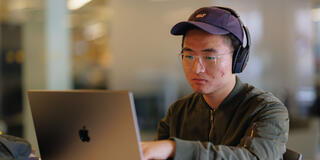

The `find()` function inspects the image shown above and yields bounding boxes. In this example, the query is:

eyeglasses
[178,53,231,67]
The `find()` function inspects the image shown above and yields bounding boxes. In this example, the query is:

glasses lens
[178,53,229,67]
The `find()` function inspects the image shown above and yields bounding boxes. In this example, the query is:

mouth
[192,78,207,83]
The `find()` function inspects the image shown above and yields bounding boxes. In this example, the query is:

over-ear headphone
[216,7,251,73]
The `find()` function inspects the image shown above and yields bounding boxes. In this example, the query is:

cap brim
[170,21,229,35]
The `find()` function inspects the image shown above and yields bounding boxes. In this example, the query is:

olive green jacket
[156,77,289,160]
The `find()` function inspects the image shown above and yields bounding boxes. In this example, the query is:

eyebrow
[181,47,218,53]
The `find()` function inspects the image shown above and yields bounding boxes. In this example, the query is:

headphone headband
[216,6,251,73]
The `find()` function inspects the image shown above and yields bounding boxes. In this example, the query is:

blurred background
[0,0,319,159]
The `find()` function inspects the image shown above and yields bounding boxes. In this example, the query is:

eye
[184,54,194,60]
[204,56,216,60]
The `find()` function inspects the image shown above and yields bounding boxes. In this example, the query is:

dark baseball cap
[170,6,243,43]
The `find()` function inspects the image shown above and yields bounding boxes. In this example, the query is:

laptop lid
[27,90,142,160]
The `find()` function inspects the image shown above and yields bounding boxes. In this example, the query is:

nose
[192,57,205,74]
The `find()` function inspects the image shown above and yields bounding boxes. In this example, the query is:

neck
[203,76,236,110]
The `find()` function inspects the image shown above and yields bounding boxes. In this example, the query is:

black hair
[223,33,241,53]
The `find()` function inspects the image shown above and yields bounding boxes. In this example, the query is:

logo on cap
[195,13,207,18]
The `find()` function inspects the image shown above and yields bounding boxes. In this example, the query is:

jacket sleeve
[156,104,173,140]
[172,103,289,160]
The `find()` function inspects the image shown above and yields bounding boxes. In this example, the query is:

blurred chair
[286,117,319,159]
[283,148,302,160]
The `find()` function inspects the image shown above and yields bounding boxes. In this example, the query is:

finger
[142,147,151,160]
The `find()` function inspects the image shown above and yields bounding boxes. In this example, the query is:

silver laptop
[27,90,143,160]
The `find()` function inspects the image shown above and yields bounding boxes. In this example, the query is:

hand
[141,140,175,160]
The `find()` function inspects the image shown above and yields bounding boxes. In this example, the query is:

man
[141,6,289,160]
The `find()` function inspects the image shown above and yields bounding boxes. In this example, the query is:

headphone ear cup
[239,47,249,72]
[232,46,249,73]
[232,46,241,73]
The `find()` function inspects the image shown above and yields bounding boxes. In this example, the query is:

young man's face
[182,29,235,95]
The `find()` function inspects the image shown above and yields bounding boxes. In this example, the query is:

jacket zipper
[209,109,215,141]
[243,123,257,148]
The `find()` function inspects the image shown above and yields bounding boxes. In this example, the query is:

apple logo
[79,126,90,142]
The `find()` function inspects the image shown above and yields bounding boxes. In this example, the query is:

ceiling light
[68,0,92,10]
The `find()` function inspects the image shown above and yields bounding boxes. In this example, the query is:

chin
[196,90,212,95]
[191,83,221,95]
[192,87,211,94]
